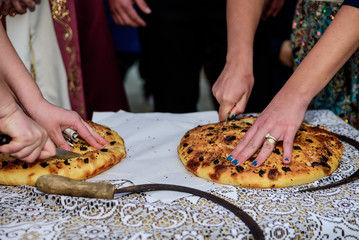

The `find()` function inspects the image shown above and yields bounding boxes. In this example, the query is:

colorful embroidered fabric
[292,0,359,129]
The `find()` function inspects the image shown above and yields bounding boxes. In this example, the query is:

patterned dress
[291,0,359,129]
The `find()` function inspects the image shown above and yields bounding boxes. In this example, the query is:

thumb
[38,138,56,159]
[219,104,235,121]
[229,94,250,117]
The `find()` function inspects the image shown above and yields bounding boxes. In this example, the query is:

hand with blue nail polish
[214,1,359,167]
[226,88,307,167]
[227,155,233,161]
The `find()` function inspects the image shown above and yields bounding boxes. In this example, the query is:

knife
[299,134,359,193]
[54,147,81,160]
[35,174,265,240]
[224,107,237,125]
[0,134,81,160]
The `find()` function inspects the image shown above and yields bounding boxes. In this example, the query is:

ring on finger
[265,133,277,144]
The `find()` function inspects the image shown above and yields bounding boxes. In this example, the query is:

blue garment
[343,0,359,8]
[103,0,141,53]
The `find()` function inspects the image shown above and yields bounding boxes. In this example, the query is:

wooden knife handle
[36,175,264,239]
[35,175,115,199]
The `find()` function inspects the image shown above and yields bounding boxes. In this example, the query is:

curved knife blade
[36,175,264,240]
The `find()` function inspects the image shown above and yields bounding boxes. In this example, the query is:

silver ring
[265,133,277,144]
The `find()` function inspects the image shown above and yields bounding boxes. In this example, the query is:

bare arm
[230,5,359,167]
[0,78,56,163]
[0,24,108,151]
[212,0,264,121]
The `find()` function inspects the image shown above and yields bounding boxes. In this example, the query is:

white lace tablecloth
[1,110,359,239]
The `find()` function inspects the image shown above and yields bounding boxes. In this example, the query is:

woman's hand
[26,100,108,151]
[212,62,254,121]
[0,105,56,163]
[227,87,309,168]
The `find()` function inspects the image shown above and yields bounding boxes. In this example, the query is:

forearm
[280,5,359,106]
[226,0,264,67]
[0,24,44,111]
[0,79,19,119]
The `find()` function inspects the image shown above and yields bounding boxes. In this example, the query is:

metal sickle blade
[298,134,359,193]
[299,169,359,192]
[114,184,265,240]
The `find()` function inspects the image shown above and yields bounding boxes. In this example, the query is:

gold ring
[265,133,277,144]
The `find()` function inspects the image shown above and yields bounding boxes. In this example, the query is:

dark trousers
[138,0,227,113]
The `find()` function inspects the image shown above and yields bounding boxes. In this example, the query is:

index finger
[10,0,27,14]
[135,0,151,14]
[76,119,109,148]
[125,5,147,27]
[38,138,56,160]
[20,0,36,10]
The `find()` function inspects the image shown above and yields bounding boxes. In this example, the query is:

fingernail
[251,161,258,166]
[284,158,290,163]
[231,159,239,165]
[227,155,233,161]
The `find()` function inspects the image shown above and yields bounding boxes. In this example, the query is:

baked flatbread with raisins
[177,116,343,188]
[0,121,126,186]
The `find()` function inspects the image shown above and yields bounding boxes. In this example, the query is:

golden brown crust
[177,116,343,188]
[0,121,126,186]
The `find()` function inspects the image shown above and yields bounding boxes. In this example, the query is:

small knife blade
[55,148,81,160]
[0,134,80,160]
[299,134,359,193]
[224,114,229,125]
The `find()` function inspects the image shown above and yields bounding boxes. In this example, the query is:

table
[1,110,359,239]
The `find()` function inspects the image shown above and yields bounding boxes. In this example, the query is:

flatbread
[0,121,126,186]
[177,116,343,188]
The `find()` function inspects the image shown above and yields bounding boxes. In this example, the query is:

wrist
[225,54,253,76]
[226,48,253,67]
[19,94,48,116]
[0,101,20,120]
[279,79,313,110]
